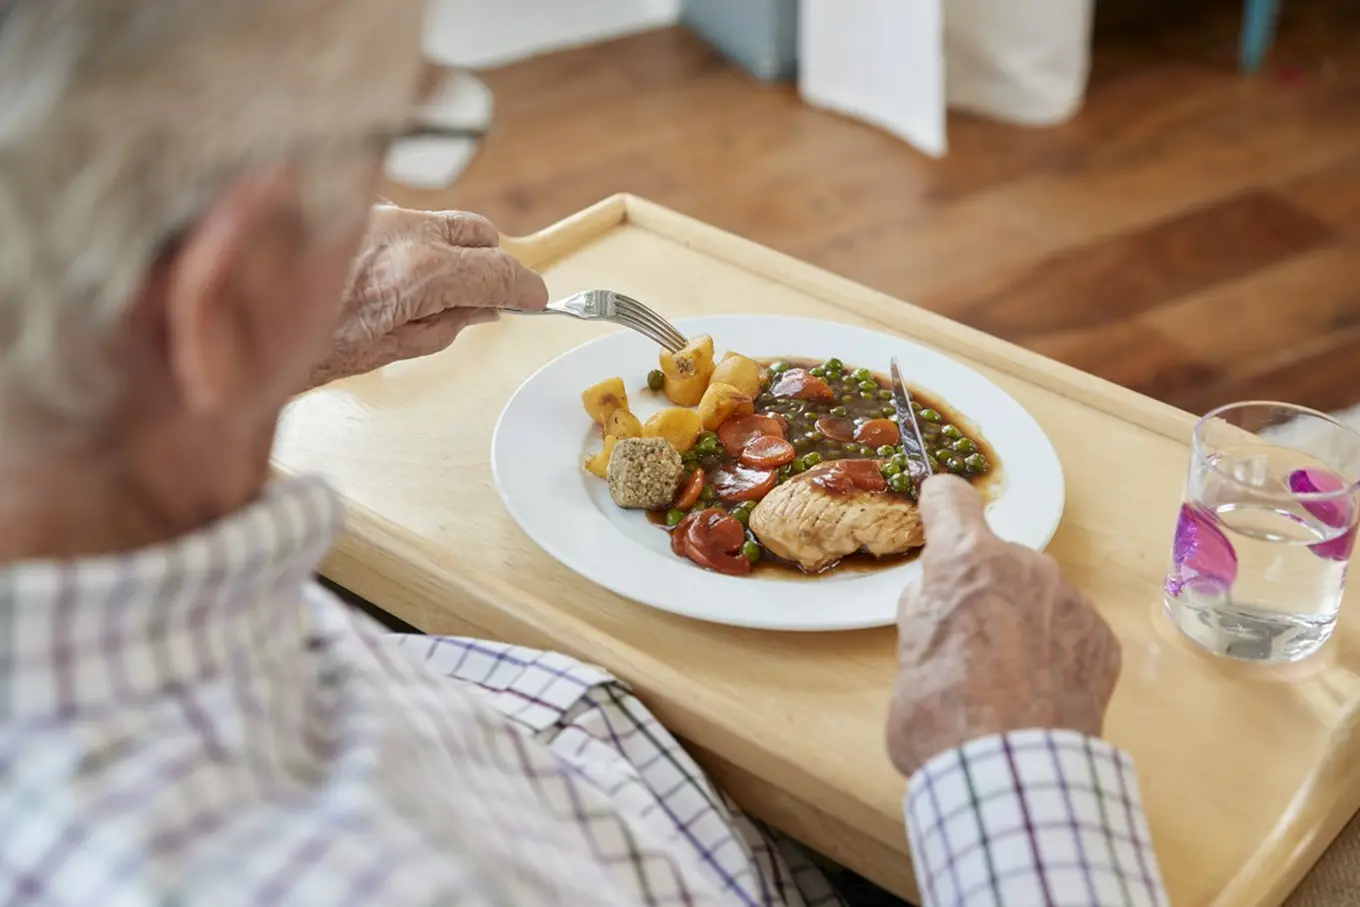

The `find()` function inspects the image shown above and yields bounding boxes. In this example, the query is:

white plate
[492,316,1064,631]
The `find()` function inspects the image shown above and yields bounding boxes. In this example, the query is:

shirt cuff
[904,729,1169,907]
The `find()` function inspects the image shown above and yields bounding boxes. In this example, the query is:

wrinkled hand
[885,474,1122,779]
[310,206,548,387]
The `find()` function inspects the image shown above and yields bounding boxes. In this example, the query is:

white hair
[0,0,423,454]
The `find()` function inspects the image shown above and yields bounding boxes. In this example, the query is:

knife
[890,357,934,485]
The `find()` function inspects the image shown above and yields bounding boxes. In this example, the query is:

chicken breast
[748,460,924,573]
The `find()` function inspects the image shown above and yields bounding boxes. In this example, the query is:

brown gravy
[647,357,999,578]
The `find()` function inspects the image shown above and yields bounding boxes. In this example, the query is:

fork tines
[612,293,688,352]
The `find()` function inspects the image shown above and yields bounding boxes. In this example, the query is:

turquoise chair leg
[1241,0,1282,72]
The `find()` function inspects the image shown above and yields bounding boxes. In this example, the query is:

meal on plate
[579,335,995,578]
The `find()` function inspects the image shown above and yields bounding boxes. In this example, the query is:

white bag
[798,0,1093,157]
[944,0,1094,126]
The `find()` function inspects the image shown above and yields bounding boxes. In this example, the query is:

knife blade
[890,357,934,485]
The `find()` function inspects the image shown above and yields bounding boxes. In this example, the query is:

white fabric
[423,0,682,69]
[384,70,491,190]
[798,0,1094,157]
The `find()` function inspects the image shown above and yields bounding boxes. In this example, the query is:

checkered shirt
[0,474,1168,906]
[0,476,841,907]
[906,729,1169,906]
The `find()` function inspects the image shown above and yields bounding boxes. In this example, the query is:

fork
[505,289,689,353]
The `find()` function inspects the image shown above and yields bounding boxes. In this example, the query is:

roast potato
[642,407,704,453]
[605,409,643,440]
[710,353,763,399]
[582,377,629,426]
[583,435,620,479]
[698,382,755,431]
[658,335,715,406]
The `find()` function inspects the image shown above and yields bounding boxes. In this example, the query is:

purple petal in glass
[1311,528,1355,562]
[1166,503,1237,597]
[1289,468,1357,562]
[1289,468,1351,527]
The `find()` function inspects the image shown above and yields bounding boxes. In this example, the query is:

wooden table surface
[272,195,1360,907]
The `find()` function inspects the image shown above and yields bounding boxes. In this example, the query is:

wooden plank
[951,191,1333,340]
[1023,241,1360,412]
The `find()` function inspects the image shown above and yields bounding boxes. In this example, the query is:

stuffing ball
[607,437,683,510]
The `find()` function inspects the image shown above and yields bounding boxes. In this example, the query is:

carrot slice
[672,469,705,510]
[739,436,797,469]
[709,465,778,503]
[854,418,901,448]
[718,414,785,456]
[770,369,835,402]
[814,416,856,442]
[676,509,752,577]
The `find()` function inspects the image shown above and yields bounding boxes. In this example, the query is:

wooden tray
[272,194,1360,906]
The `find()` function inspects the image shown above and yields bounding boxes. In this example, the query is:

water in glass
[1164,404,1360,663]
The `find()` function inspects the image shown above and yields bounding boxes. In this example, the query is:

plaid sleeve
[905,729,1169,907]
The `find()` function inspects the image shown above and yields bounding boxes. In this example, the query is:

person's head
[0,0,426,546]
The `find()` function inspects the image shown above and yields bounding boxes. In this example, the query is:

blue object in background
[681,0,799,82]
[1241,0,1282,71]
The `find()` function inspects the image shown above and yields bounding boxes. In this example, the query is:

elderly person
[0,2,1168,906]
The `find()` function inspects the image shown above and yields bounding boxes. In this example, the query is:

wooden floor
[387,0,1360,416]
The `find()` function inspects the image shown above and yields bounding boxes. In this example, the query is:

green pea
[822,443,843,457]
[860,391,876,400]
[699,485,715,503]
[841,443,858,455]
[910,401,923,414]
[920,408,941,423]
[802,431,822,444]
[965,453,989,473]
[876,445,896,457]
[791,457,808,473]
[809,366,827,377]
[852,367,873,381]
[858,380,878,392]
[802,451,823,467]
[927,455,941,472]
[681,450,698,466]
[842,375,858,387]
[842,394,856,404]
[778,464,793,478]
[952,438,977,454]
[830,405,848,417]
[826,369,844,382]
[891,454,910,470]
[826,357,844,371]
[941,425,963,440]
[742,541,762,562]
[946,456,966,474]
[732,506,751,525]
[793,437,812,451]
[769,361,790,374]
[647,369,665,391]
[881,407,898,419]
[888,472,912,494]
[666,508,686,527]
[881,462,902,478]
[878,389,894,401]
[696,433,720,456]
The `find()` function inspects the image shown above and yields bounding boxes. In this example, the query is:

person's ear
[160,167,306,415]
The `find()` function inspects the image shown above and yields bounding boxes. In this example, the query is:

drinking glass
[1163,401,1360,663]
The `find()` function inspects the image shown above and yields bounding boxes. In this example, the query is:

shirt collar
[0,475,344,722]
